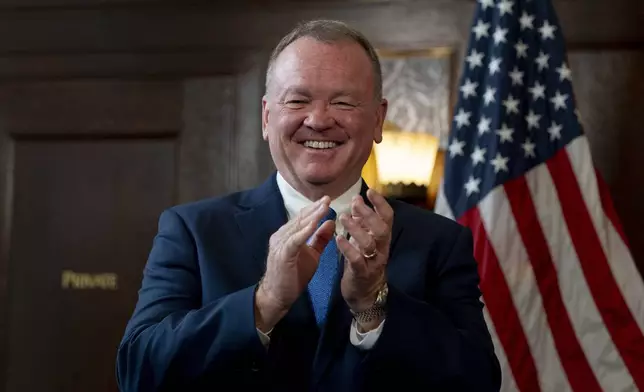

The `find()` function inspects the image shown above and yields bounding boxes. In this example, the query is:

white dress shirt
[256,172,385,350]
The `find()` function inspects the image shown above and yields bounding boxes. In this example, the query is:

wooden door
[0,81,182,392]
[6,138,175,392]
[0,69,269,392]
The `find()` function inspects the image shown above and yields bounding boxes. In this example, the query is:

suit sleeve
[116,209,267,392]
[359,227,502,391]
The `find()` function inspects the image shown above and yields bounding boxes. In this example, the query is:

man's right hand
[254,196,336,332]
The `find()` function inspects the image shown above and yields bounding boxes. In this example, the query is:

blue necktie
[308,208,339,327]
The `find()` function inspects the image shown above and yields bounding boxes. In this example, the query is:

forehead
[271,37,375,95]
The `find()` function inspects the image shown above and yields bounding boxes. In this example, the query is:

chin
[302,174,336,186]
[299,169,340,186]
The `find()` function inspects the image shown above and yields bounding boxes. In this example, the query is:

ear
[262,95,270,141]
[373,98,388,144]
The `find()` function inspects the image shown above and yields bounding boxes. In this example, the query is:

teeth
[303,140,338,149]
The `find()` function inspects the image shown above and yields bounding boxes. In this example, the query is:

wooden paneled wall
[0,1,642,390]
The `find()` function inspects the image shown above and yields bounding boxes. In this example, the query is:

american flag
[434,0,644,390]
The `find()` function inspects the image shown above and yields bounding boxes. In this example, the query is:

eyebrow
[281,87,311,99]
[279,87,360,101]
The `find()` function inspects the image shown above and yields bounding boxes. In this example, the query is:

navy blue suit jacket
[116,174,501,391]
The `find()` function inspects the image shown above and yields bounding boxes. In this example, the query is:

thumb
[307,220,335,255]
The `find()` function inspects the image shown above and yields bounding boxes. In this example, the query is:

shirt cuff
[349,318,385,350]
[256,327,272,347]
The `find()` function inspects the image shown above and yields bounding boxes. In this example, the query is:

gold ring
[363,249,378,260]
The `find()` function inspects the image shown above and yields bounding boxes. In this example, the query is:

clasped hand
[255,190,393,332]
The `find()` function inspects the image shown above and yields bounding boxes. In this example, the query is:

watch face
[375,284,388,306]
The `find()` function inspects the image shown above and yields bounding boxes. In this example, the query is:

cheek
[274,112,305,138]
[338,112,376,141]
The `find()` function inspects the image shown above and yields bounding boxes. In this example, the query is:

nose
[303,102,335,131]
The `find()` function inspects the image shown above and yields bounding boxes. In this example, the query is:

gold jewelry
[363,248,378,260]
[350,282,388,324]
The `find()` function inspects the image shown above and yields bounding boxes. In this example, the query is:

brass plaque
[61,270,118,290]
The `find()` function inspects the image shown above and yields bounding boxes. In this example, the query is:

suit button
[251,361,259,372]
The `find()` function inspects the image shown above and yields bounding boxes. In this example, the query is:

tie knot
[319,208,336,227]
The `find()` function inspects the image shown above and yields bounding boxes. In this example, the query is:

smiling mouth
[301,140,342,149]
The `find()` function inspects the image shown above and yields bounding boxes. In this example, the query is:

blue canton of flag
[442,0,581,219]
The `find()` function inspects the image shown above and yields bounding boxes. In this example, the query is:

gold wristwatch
[350,282,388,324]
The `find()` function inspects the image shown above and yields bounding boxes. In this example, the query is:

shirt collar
[276,172,362,235]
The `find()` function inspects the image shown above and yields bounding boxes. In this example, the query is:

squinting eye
[284,100,308,109]
[285,100,309,106]
[333,102,354,107]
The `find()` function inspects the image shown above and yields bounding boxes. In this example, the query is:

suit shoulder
[390,199,465,238]
[165,190,247,222]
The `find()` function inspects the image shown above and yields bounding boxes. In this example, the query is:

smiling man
[116,20,501,392]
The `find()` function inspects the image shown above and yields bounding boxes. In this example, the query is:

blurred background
[0,0,642,391]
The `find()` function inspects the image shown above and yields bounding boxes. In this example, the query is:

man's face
[262,37,387,197]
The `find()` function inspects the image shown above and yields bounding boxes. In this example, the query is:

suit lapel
[234,173,318,332]
[234,174,289,279]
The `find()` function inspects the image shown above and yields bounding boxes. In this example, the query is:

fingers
[299,196,331,225]
[284,221,317,255]
[366,189,394,227]
[336,235,368,276]
[306,220,335,254]
[339,213,376,253]
[282,197,330,237]
[282,197,333,253]
[351,195,390,241]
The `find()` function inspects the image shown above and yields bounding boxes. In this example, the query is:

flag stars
[466,49,485,69]
[493,27,509,45]
[515,40,529,59]
[536,51,550,71]
[478,116,492,135]
[479,0,494,10]
[464,176,481,197]
[529,81,546,101]
[460,78,479,99]
[454,109,472,128]
[473,20,491,40]
[489,57,502,75]
[484,87,496,106]
[519,12,535,30]
[503,94,520,115]
[522,139,537,158]
[539,20,557,40]
[471,146,487,166]
[526,110,541,130]
[496,124,514,143]
[556,62,572,82]
[509,66,524,86]
[551,91,569,111]
[491,153,509,173]
[548,121,563,141]
[497,0,514,16]
[448,138,466,157]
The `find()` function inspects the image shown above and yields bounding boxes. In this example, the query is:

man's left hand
[337,189,393,329]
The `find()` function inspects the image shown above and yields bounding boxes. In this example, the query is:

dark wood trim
[10,130,178,141]
[567,42,644,51]
[0,80,183,135]
[0,49,256,81]
[0,0,434,12]
[0,132,14,392]
[4,1,640,57]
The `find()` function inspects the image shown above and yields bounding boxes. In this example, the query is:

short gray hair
[265,19,383,100]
